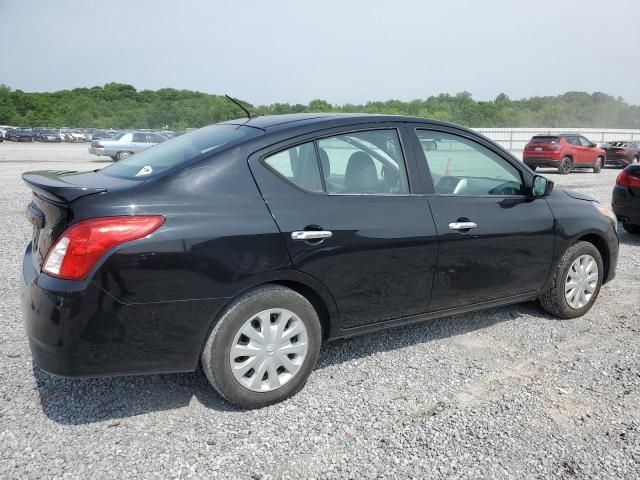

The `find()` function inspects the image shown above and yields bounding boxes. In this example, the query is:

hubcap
[565,254,598,309]
[229,308,308,392]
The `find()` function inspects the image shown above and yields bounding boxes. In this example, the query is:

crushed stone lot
[0,143,638,479]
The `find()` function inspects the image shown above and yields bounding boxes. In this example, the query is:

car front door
[578,136,598,164]
[410,127,556,311]
[249,125,438,329]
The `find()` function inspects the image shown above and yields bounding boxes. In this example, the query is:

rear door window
[264,142,323,192]
[132,132,148,143]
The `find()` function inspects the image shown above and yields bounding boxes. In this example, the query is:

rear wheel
[539,241,603,319]
[201,285,322,408]
[558,156,572,174]
[116,151,132,161]
[622,223,640,234]
[593,156,603,173]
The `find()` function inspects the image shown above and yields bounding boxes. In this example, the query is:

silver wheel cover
[565,254,598,309]
[229,309,308,392]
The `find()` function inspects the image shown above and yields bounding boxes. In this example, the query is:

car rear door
[409,126,555,311]
[249,124,438,329]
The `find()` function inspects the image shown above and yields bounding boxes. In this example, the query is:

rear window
[530,136,560,143]
[99,124,261,179]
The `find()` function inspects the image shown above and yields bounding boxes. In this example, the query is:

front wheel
[201,285,322,408]
[593,156,603,173]
[539,241,603,319]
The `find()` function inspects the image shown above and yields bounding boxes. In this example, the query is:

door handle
[291,230,333,241]
[448,222,478,231]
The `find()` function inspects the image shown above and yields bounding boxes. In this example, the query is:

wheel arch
[575,233,610,283]
[200,272,338,359]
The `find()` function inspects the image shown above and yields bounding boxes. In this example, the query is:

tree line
[1,83,638,130]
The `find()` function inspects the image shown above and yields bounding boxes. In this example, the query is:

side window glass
[579,137,592,147]
[148,134,167,143]
[264,142,323,192]
[132,132,146,143]
[316,129,409,194]
[417,130,524,196]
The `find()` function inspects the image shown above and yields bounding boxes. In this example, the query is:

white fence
[474,128,640,151]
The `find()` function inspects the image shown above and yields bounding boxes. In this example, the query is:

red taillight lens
[43,215,165,280]
[616,170,640,188]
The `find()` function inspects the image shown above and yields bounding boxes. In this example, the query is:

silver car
[89,131,168,161]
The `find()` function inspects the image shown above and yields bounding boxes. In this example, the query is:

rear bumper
[523,158,561,168]
[612,186,640,225]
[88,147,108,156]
[22,243,225,378]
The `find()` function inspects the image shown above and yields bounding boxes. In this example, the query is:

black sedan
[612,164,640,234]
[22,114,619,408]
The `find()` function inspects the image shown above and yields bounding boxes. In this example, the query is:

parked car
[12,128,34,142]
[523,134,606,174]
[89,130,168,160]
[67,129,86,143]
[4,128,15,141]
[612,164,640,234]
[36,128,61,143]
[22,114,619,408]
[603,140,640,167]
[58,128,70,142]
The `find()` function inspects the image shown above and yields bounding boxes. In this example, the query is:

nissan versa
[22,114,619,408]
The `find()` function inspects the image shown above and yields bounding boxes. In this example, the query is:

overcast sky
[1,0,639,105]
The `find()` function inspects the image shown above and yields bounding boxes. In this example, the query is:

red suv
[523,134,605,174]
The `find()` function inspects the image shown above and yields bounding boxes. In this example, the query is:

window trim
[410,125,531,198]
[259,126,416,197]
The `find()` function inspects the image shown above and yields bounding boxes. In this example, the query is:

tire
[539,241,603,319]
[622,223,640,234]
[110,156,118,162]
[558,156,572,174]
[116,151,132,161]
[593,156,603,173]
[201,284,322,408]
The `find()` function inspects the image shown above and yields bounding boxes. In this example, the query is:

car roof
[220,112,461,132]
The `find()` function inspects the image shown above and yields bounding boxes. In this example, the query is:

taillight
[616,169,640,188]
[42,215,165,280]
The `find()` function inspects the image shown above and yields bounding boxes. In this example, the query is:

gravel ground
[0,143,638,479]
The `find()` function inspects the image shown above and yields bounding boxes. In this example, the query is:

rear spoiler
[22,170,107,203]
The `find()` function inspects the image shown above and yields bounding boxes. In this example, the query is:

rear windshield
[99,124,262,179]
[530,136,560,143]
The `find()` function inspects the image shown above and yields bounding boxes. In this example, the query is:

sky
[1,0,639,105]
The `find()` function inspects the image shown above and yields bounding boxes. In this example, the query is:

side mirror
[532,175,554,197]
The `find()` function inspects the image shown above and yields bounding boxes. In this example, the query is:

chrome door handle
[448,222,478,231]
[291,230,333,241]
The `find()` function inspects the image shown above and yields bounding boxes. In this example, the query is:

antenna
[225,95,255,120]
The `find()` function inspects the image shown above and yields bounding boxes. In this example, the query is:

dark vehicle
[4,128,15,140]
[612,164,640,234]
[21,114,619,408]
[523,134,606,174]
[603,140,640,166]
[36,128,61,143]
[12,128,34,142]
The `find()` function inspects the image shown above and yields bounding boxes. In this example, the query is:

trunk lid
[22,170,132,272]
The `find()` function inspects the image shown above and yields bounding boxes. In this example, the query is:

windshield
[100,124,262,179]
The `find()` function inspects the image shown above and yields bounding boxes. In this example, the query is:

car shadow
[33,301,548,424]
[619,229,640,246]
